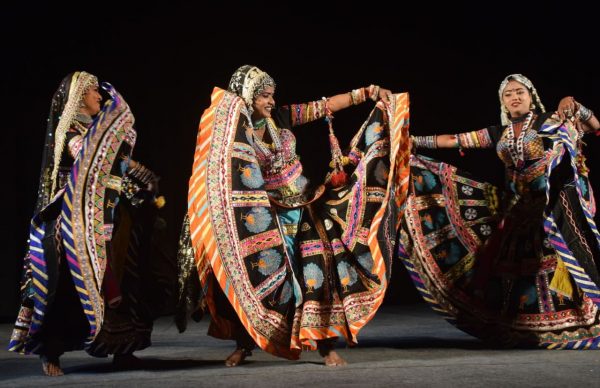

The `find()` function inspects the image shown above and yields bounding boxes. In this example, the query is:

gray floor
[1,304,599,387]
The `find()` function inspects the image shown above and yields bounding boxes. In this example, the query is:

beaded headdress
[228,65,276,113]
[50,71,99,193]
[498,74,545,126]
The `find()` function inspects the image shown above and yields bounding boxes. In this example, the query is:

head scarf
[35,71,98,212]
[227,65,276,113]
[498,74,546,125]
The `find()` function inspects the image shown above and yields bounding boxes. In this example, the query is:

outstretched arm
[287,85,392,127]
[328,85,393,113]
[412,129,494,150]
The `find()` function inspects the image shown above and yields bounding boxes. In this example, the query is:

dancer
[9,72,166,375]
[404,74,600,348]
[176,65,411,366]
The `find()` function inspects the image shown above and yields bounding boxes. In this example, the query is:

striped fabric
[60,83,136,344]
[187,88,411,358]
[9,84,137,354]
[399,115,600,349]
[539,116,600,305]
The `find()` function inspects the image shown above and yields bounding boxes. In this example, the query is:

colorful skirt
[9,85,162,356]
[398,155,600,349]
[178,87,411,358]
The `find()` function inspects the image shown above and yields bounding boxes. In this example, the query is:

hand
[409,135,417,154]
[558,96,577,121]
[377,87,393,105]
[129,158,139,169]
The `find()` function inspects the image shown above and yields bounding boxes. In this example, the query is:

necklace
[251,118,284,170]
[505,111,533,168]
[253,118,266,128]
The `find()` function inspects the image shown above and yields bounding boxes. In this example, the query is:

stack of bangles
[128,162,156,186]
[411,135,437,149]
[576,102,594,122]
[349,84,380,105]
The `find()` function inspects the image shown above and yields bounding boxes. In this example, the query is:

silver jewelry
[577,103,594,122]
[505,111,533,168]
[412,135,437,149]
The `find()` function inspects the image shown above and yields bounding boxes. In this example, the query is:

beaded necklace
[505,111,533,168]
[251,118,284,170]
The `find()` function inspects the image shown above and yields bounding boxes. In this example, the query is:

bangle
[413,135,437,149]
[350,88,366,105]
[348,92,355,106]
[576,102,594,122]
[368,84,380,102]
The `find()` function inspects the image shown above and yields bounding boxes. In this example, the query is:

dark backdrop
[2,1,599,320]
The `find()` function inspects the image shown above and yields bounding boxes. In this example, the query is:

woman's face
[80,85,103,116]
[251,86,275,120]
[501,80,532,118]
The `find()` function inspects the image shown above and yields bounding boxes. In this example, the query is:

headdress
[35,71,98,212]
[227,65,276,113]
[498,73,545,125]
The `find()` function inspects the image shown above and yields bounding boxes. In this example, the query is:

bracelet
[348,92,355,106]
[412,135,437,149]
[350,88,366,105]
[576,102,594,122]
[368,84,380,102]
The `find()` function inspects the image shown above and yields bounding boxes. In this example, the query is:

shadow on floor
[354,336,486,350]
[64,357,225,374]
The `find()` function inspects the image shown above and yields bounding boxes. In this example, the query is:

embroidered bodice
[250,119,308,204]
[496,115,548,196]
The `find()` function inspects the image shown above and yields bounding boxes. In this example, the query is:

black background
[2,1,599,319]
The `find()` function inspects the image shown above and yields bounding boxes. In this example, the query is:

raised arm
[558,96,600,134]
[287,85,392,127]
[328,85,393,113]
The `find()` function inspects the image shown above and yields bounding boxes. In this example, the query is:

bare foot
[317,340,347,367]
[225,348,252,367]
[41,357,64,376]
[322,350,348,367]
[113,353,142,369]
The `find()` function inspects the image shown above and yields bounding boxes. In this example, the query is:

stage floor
[1,304,599,387]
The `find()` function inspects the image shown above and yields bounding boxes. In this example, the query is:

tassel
[328,130,347,187]
[324,99,347,187]
[330,170,348,187]
[154,195,166,209]
[549,257,574,299]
